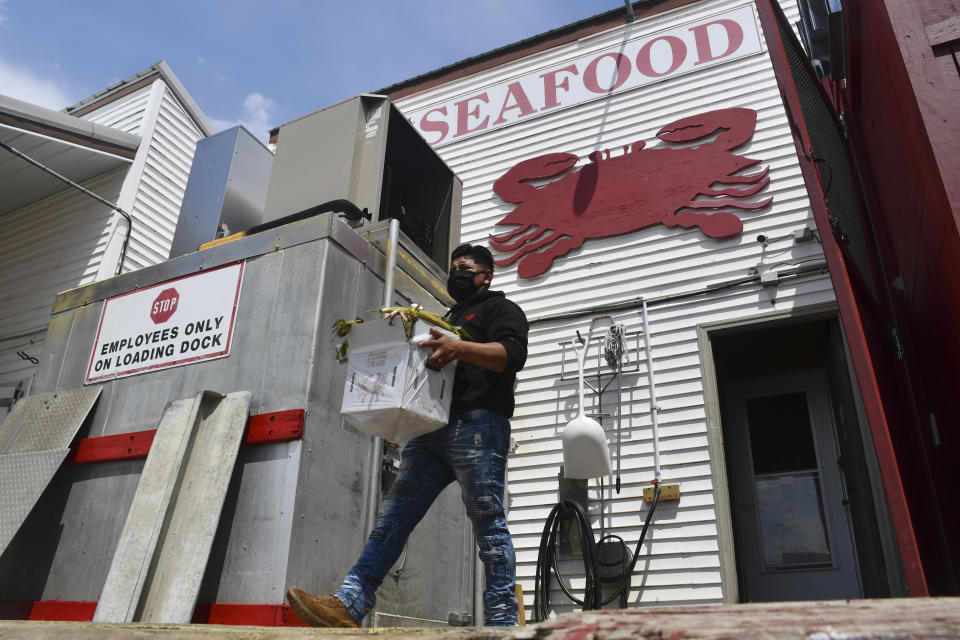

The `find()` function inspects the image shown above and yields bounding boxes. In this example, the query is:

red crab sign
[488,107,772,278]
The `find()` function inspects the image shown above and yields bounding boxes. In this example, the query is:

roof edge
[64,61,216,137]
[155,61,216,136]
[378,0,693,101]
[0,93,141,156]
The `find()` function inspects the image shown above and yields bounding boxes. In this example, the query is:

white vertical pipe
[641,298,662,482]
[362,218,400,628]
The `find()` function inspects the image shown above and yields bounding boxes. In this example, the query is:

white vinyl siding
[120,86,204,270]
[0,170,125,384]
[0,73,208,398]
[397,0,826,613]
[83,84,153,134]
[82,81,204,272]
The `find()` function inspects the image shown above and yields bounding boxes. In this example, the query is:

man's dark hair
[451,243,494,272]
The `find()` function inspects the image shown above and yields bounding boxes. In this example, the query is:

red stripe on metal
[192,603,309,627]
[66,409,305,465]
[244,409,305,445]
[0,601,308,626]
[65,429,156,464]
[754,0,928,596]
[18,601,96,621]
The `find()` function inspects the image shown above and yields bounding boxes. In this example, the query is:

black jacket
[446,290,528,418]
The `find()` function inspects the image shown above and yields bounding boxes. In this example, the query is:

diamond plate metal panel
[0,387,101,454]
[0,449,71,556]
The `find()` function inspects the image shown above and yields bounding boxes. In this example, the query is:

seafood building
[1,0,958,628]
[355,0,957,606]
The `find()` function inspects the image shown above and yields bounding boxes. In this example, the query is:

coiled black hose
[532,485,660,621]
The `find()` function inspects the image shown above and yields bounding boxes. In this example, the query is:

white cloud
[0,0,7,27]
[211,92,277,141]
[0,57,75,109]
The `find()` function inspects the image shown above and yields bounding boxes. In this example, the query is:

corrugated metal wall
[396,0,821,612]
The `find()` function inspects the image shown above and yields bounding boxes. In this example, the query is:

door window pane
[755,472,832,568]
[745,391,832,570]
[746,392,817,473]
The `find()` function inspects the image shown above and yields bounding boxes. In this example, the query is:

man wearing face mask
[286,243,528,628]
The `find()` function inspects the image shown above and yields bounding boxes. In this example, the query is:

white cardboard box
[340,316,457,442]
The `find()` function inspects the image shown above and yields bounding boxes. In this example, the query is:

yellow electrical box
[644,483,680,503]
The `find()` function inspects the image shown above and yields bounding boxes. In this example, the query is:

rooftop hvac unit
[169,125,274,259]
[263,94,462,268]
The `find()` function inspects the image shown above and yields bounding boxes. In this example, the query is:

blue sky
[0,0,626,139]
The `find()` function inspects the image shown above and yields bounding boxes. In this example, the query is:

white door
[724,370,862,601]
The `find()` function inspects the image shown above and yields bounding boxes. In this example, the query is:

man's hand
[419,328,460,371]
[419,328,509,373]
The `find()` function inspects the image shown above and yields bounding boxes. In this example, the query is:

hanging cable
[534,499,601,620]
[533,485,660,621]
[603,323,627,492]
[0,139,133,276]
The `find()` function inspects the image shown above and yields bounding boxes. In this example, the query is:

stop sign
[150,288,180,324]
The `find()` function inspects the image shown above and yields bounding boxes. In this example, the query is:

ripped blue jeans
[336,408,517,626]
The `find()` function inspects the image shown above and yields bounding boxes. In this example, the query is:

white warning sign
[85,261,244,383]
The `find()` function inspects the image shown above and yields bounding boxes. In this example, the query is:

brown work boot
[286,586,360,628]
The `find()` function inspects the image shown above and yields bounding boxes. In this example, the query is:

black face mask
[447,270,480,303]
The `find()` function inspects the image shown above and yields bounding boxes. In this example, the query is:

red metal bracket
[244,409,305,445]
[65,409,305,465]
[65,430,156,464]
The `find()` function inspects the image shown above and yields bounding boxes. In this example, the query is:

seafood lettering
[409,7,764,145]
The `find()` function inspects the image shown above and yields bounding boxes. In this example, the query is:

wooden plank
[926,15,960,47]
[0,597,958,638]
[535,598,960,639]
[515,583,525,627]
[93,393,208,623]
[136,391,251,623]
